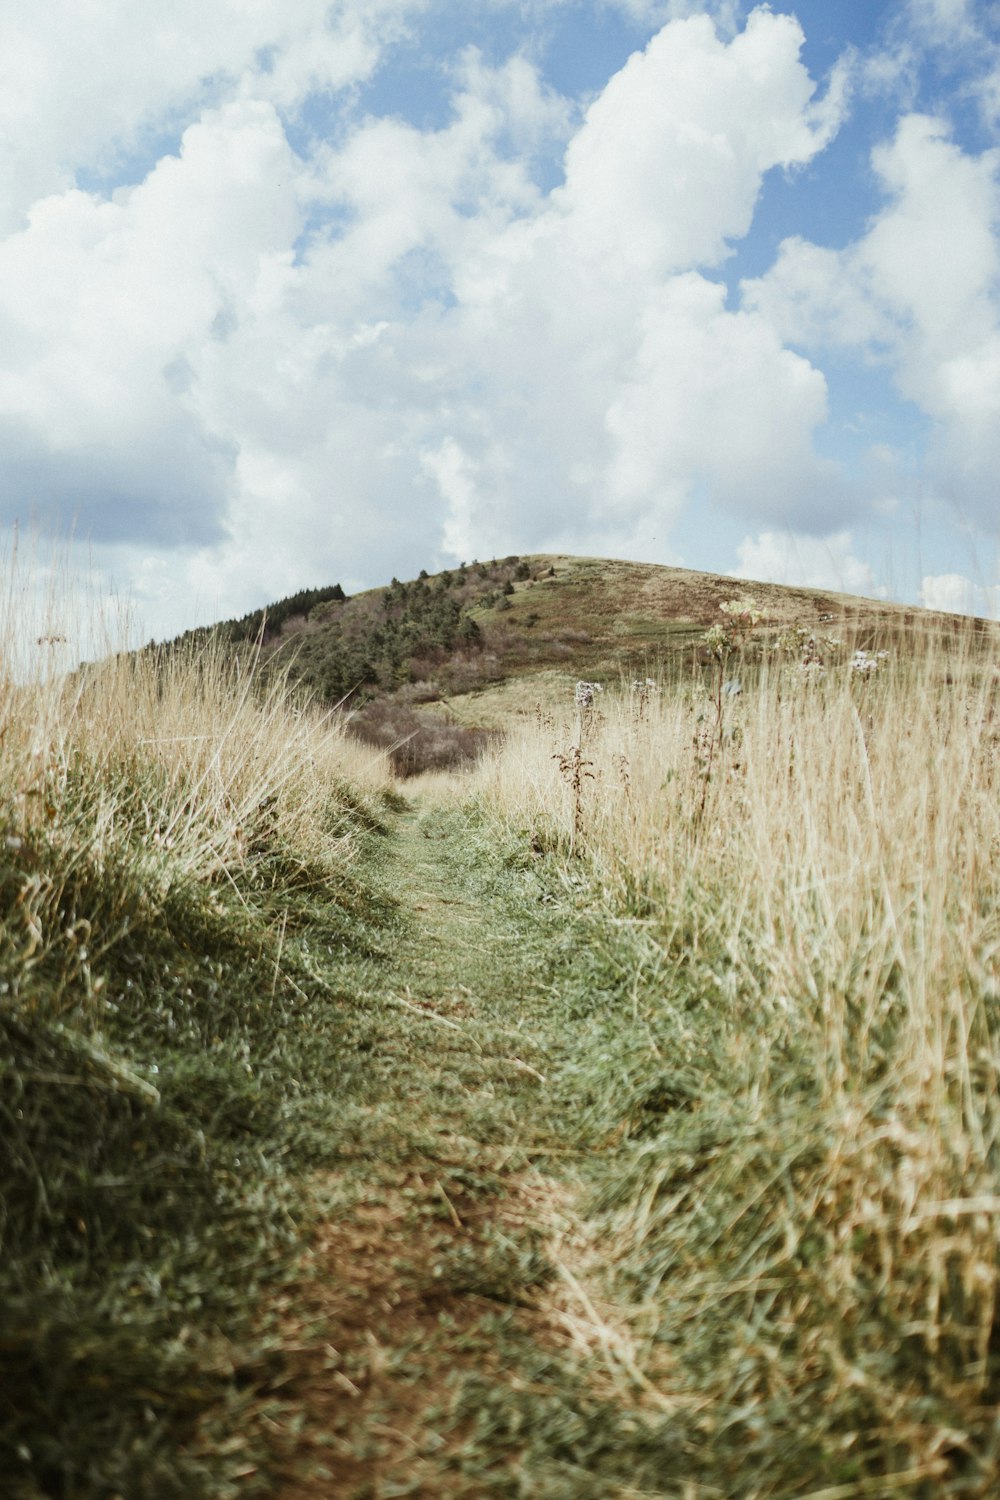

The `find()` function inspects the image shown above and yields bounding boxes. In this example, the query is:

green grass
[7,564,1000,1499]
[0,626,403,1497]
[9,732,998,1496]
[1,791,401,1499]
[2,735,678,1495]
[462,618,1000,1498]
[405,798,999,1497]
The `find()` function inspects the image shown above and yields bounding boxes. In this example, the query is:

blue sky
[1,0,999,637]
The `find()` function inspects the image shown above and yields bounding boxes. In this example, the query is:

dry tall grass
[1,626,393,1020]
[1,562,399,1495]
[472,624,1000,1489]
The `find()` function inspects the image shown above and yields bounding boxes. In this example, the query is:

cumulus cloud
[920,571,1000,617]
[0,99,303,545]
[731,529,887,596]
[746,115,1000,358]
[555,10,845,276]
[0,1,421,235]
[416,9,848,555]
[0,3,856,631]
[743,112,1000,527]
[603,274,839,526]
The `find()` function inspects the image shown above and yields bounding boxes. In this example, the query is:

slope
[170,553,997,766]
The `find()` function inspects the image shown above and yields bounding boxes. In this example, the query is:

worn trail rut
[274,802,600,1499]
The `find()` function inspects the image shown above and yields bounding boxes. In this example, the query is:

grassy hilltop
[179,552,972,770]
[4,554,1000,1498]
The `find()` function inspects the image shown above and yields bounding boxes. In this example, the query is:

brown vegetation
[347,699,498,777]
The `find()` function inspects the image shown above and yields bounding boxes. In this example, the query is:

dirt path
[273,799,598,1499]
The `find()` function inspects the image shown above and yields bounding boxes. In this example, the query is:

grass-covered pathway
[10,766,994,1498]
[273,797,654,1498]
[2,776,673,1499]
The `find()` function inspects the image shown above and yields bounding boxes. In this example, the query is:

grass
[0,595,402,1497]
[467,608,1000,1495]
[0,568,693,1498]
[6,554,1000,1498]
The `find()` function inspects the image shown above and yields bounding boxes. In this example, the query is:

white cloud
[743,112,1000,527]
[731,530,888,597]
[0,0,417,233]
[869,2,1000,134]
[603,273,839,525]
[0,100,304,543]
[415,7,847,554]
[864,117,999,354]
[920,571,1000,616]
[0,4,853,633]
[554,9,845,277]
[192,6,850,600]
[905,0,981,46]
[421,438,483,563]
[745,236,893,351]
[747,115,1000,357]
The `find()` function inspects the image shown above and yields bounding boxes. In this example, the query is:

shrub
[347,699,498,776]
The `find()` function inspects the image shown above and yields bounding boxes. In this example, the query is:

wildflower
[850,648,887,674]
[703,624,729,656]
[575,680,603,709]
[719,596,762,625]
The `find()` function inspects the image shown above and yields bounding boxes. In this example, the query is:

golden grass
[0,575,393,1021]
[0,552,400,1495]
[468,624,1000,1479]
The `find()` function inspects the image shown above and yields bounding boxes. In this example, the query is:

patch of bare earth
[272,1167,612,1499]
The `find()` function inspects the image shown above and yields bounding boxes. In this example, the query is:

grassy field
[3,568,1000,1498]
[169,553,957,771]
[468,602,1000,1494]
[0,618,403,1496]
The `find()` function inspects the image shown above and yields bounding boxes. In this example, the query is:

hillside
[5,555,1000,1498]
[181,553,998,769]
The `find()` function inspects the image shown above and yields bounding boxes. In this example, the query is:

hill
[176,553,998,770]
[6,551,1000,1497]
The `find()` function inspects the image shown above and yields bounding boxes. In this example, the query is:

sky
[2,0,1000,640]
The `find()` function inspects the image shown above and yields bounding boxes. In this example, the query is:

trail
[275,797,594,1500]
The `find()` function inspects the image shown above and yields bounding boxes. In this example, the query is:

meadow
[3,567,999,1498]
[0,601,401,1496]
[469,607,1000,1493]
